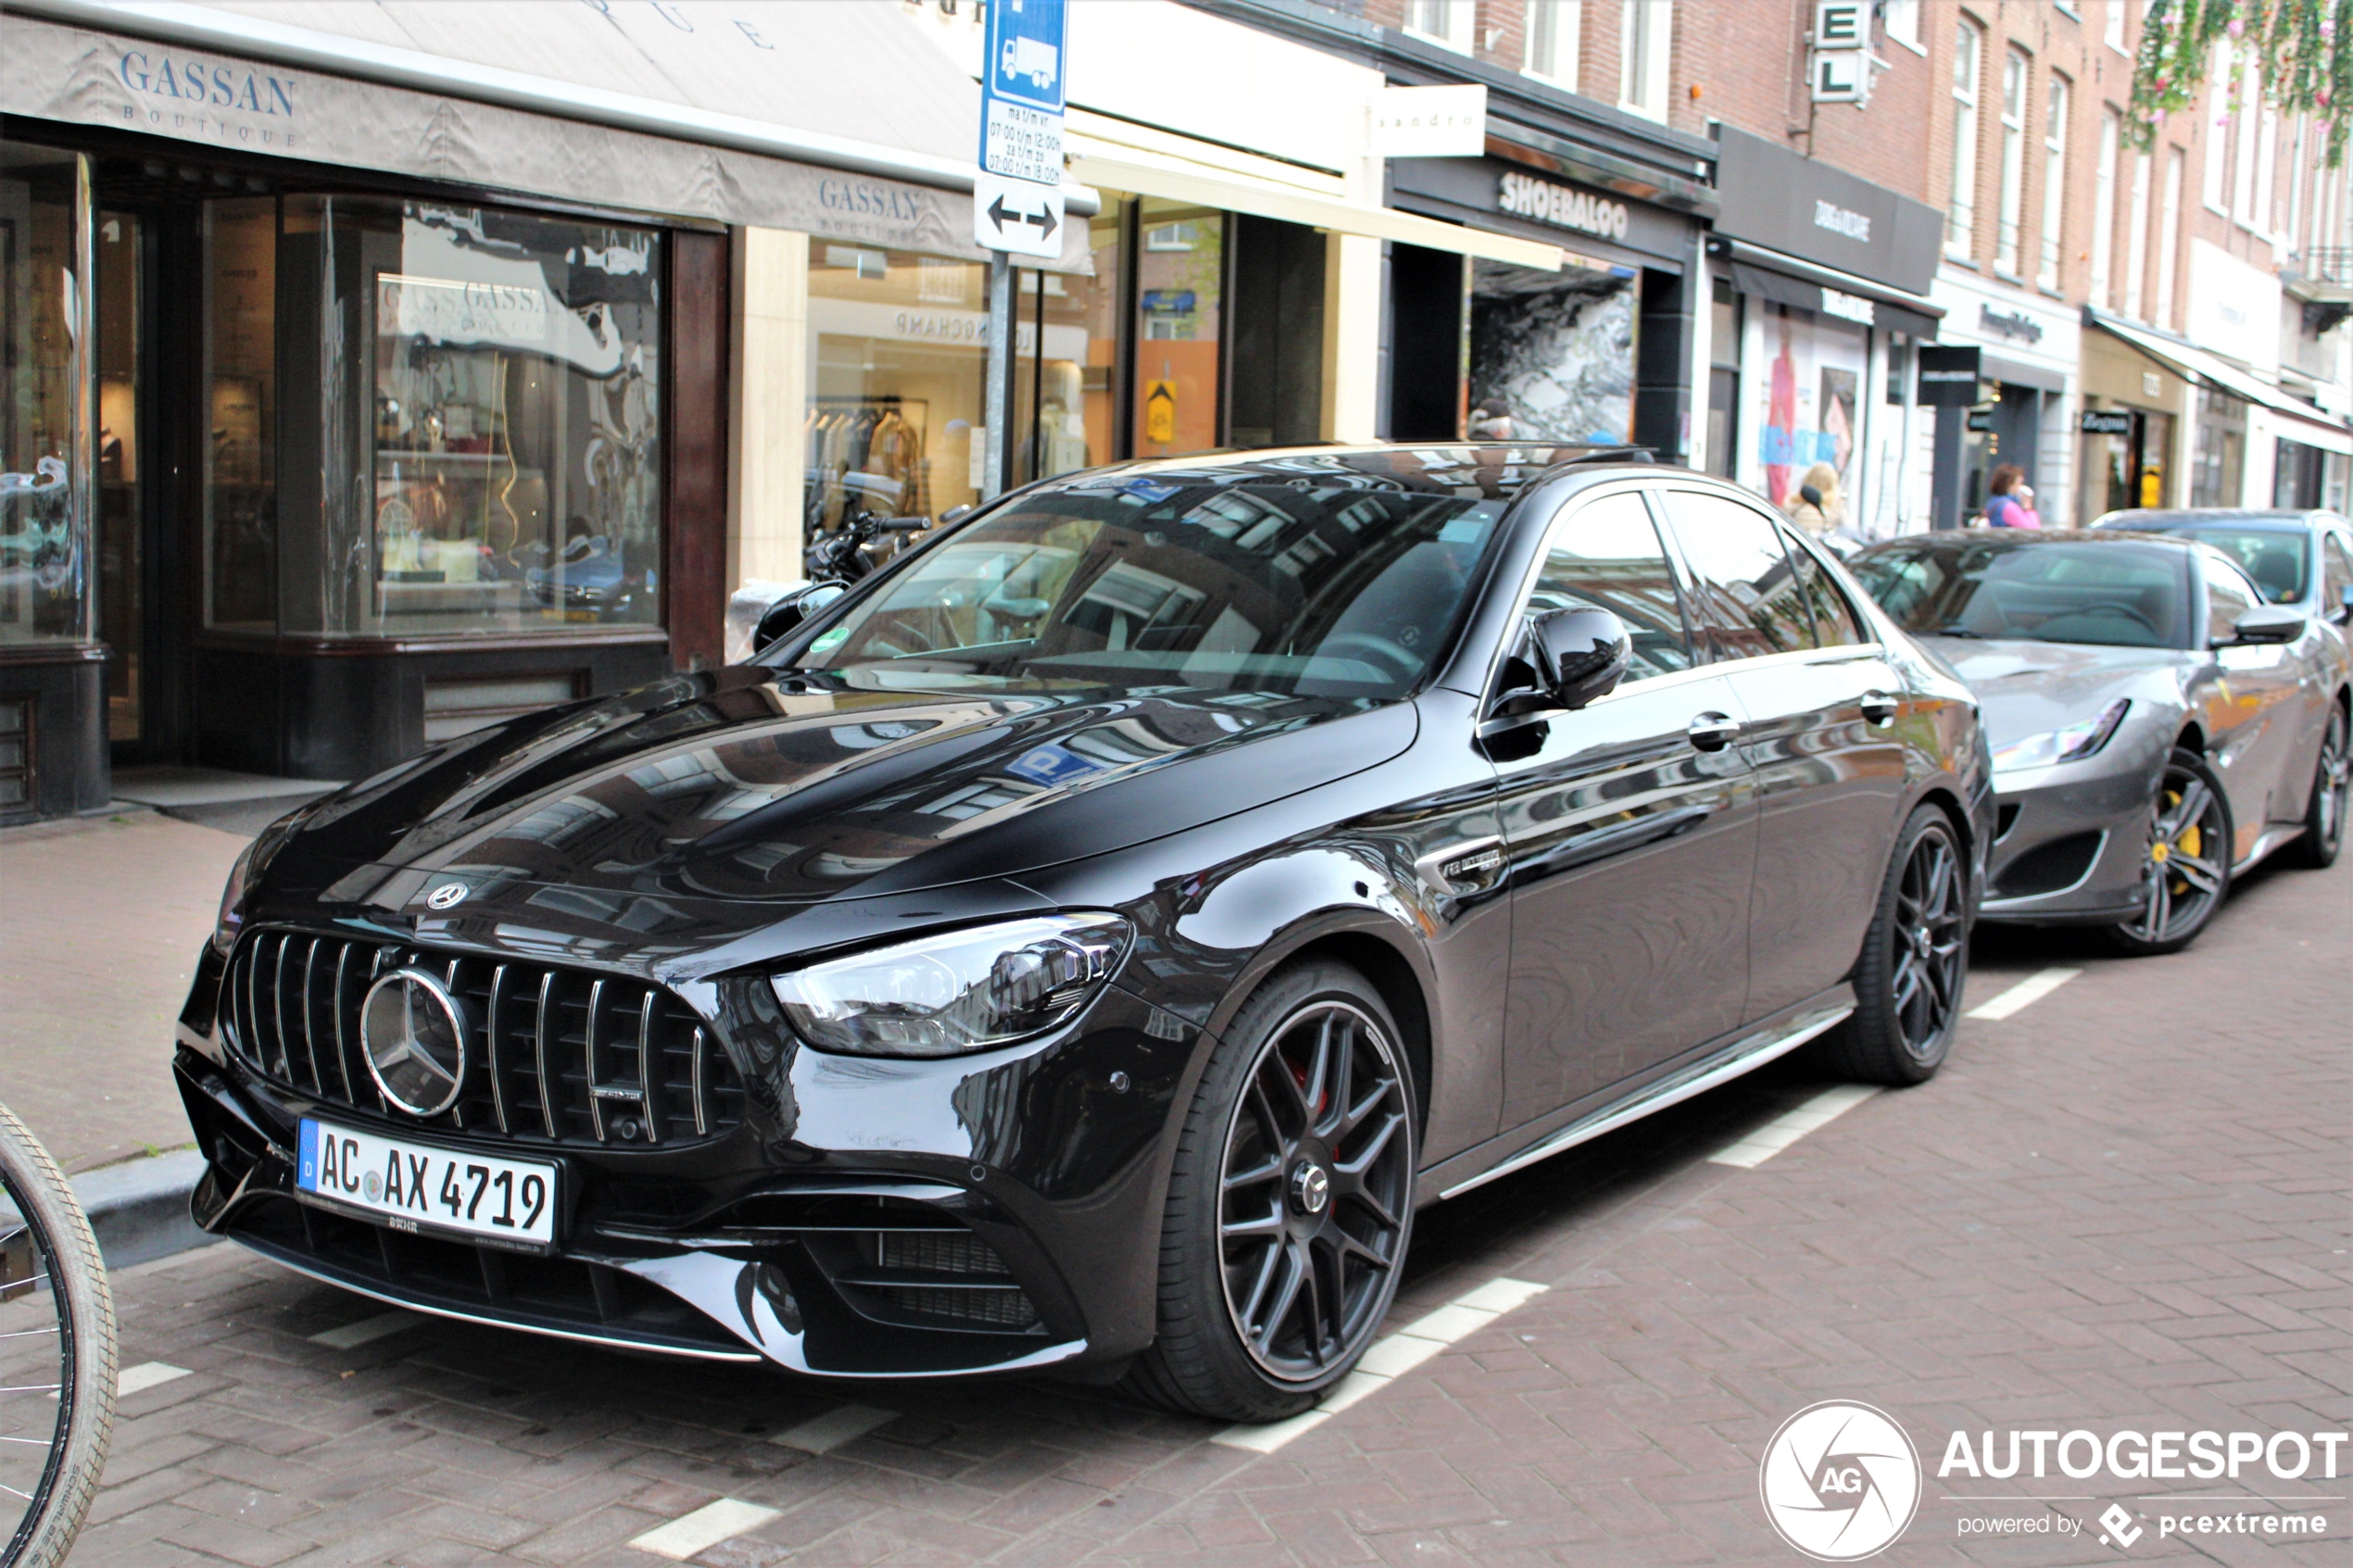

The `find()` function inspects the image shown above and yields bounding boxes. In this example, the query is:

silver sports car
[1851,530,2350,953]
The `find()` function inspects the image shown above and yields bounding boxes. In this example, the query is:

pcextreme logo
[1759,1401,1923,1561]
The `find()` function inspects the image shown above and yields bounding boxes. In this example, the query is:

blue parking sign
[986,0,1066,114]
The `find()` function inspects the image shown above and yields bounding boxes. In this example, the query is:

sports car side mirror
[2226,605,2306,646]
[1529,607,1632,710]
[752,581,848,653]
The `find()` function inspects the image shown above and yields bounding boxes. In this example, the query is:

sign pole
[984,252,1015,500]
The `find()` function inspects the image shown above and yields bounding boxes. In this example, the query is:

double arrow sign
[974,171,1064,259]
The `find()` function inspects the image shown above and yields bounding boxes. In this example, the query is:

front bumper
[1979,756,2158,923]
[175,943,1202,1380]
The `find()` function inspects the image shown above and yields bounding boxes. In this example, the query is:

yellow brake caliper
[2150,788,2198,894]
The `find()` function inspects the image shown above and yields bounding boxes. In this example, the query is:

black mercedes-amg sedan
[174,446,1992,1421]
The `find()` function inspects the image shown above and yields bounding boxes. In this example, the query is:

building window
[2251,107,2279,236]
[2232,80,2263,228]
[1620,1,1672,122]
[1996,49,2029,274]
[1404,0,1474,52]
[1526,0,1581,84]
[2091,108,2120,305]
[2156,147,2183,329]
[2038,72,2070,288]
[1883,0,1922,51]
[2105,0,2129,52]
[2124,149,2151,318]
[1947,20,1982,257]
[0,144,92,651]
[2202,43,2232,213]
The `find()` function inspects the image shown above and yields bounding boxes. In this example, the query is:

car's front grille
[220,929,745,1148]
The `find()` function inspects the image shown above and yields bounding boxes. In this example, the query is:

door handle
[1860,690,1900,726]
[1687,712,1742,751]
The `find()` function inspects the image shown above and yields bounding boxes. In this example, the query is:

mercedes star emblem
[424,882,470,910]
[359,967,470,1117]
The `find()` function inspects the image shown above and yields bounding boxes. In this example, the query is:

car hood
[1922,636,2185,748]
[258,665,1416,909]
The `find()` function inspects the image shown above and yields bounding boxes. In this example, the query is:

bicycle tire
[0,1102,116,1568]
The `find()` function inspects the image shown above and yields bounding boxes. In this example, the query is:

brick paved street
[47,850,2353,1565]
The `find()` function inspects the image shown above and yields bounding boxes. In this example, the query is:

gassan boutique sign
[1497,170,1630,244]
[114,47,300,148]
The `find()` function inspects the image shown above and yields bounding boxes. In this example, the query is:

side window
[2204,557,2258,645]
[1657,491,1818,659]
[1781,528,1869,647]
[1521,492,1697,683]
[2323,534,2353,620]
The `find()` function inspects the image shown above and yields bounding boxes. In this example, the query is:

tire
[2105,747,2233,956]
[1121,961,1416,1423]
[0,1101,116,1568]
[1815,805,1969,1086]
[2281,701,2348,871]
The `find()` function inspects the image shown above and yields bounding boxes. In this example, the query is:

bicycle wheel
[0,1102,116,1568]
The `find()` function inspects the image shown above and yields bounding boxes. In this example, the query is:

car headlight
[770,914,1132,1058]
[1991,697,2131,773]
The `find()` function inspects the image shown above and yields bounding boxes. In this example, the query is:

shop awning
[1717,241,1941,340]
[1068,148,1565,271]
[4,0,1098,259]
[2086,307,2353,450]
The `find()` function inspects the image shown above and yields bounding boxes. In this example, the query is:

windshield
[773,475,1505,698]
[1852,538,2192,649]
[2157,527,2308,603]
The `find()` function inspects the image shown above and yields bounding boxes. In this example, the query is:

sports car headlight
[770,914,1132,1058]
[1991,697,2131,773]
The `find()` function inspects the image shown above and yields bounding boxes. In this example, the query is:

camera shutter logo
[1759,1401,1922,1561]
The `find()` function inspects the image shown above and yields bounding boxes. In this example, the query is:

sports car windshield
[774,477,1504,698]
[1852,538,2193,649]
[2150,526,2308,603]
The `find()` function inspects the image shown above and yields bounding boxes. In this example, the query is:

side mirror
[2228,604,2306,646]
[1529,607,1632,710]
[752,581,848,654]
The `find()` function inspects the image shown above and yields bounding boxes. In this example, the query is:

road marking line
[1707,1085,1881,1169]
[1966,966,2083,1021]
[1211,1275,1548,1453]
[307,1310,421,1349]
[118,1361,191,1397]
[629,1498,782,1561]
[772,1403,895,1454]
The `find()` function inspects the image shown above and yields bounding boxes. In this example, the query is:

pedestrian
[1467,397,1513,441]
[1783,460,1847,538]
[1982,464,2029,527]
[2008,482,2044,529]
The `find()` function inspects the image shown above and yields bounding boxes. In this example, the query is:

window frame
[1651,486,1828,665]
[1996,47,2030,276]
[1619,0,1673,123]
[2091,107,2120,305]
[1947,20,1982,259]
[1508,486,1704,689]
[2037,71,2070,289]
[1403,0,1476,55]
[1523,0,1582,87]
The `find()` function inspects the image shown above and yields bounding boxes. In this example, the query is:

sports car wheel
[1121,962,1416,1422]
[2107,747,2233,956]
[2283,702,2348,871]
[1816,805,1968,1086]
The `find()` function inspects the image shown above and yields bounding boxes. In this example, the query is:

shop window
[1470,258,1636,447]
[1013,204,1124,486]
[1,144,92,649]
[2190,386,2246,508]
[1739,304,1866,513]
[1132,199,1224,458]
[809,245,986,533]
[97,210,142,743]
[204,198,277,632]
[1705,282,1740,481]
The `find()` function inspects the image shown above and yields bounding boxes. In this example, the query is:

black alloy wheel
[1816,805,1969,1086]
[1123,963,1416,1422]
[2284,702,2349,871]
[2108,747,2233,956]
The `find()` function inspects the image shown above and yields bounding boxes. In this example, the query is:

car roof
[1041,443,1654,503]
[2097,508,2321,531]
[1856,527,2195,553]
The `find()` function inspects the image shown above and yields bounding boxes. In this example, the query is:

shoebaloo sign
[1759,1400,2347,1559]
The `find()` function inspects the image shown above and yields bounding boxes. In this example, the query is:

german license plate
[297,1119,556,1247]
